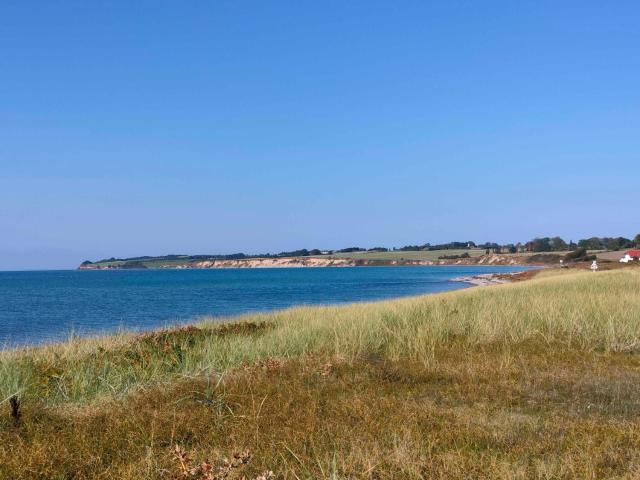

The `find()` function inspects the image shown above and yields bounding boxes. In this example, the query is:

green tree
[578,237,604,250]
[606,238,621,251]
[550,236,568,251]
[635,234,640,247]
[606,237,633,251]
[527,238,552,252]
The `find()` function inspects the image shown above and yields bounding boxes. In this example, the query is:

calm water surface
[0,266,529,347]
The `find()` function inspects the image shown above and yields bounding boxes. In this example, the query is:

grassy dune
[1,268,640,478]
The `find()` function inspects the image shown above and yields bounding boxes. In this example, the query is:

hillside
[2,268,640,478]
[77,249,584,269]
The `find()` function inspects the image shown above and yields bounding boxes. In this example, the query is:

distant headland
[78,235,640,269]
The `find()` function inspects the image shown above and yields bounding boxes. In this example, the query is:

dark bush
[438,253,470,260]
[120,261,148,269]
[527,254,562,264]
[563,248,597,263]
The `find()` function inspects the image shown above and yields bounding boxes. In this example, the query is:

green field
[2,267,640,478]
[330,248,486,261]
[88,256,193,268]
[86,249,613,268]
[86,249,488,268]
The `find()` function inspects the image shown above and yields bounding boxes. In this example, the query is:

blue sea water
[0,266,529,347]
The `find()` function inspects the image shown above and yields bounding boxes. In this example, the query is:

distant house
[620,249,640,263]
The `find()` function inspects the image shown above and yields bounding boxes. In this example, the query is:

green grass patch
[329,249,486,261]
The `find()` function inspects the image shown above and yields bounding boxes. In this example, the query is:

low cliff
[78,253,552,270]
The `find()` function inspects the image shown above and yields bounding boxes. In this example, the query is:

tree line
[522,235,640,253]
[395,235,640,254]
[83,234,640,265]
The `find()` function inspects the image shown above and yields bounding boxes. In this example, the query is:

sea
[0,266,529,347]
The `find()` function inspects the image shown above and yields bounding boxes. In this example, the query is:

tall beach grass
[1,268,639,405]
[2,267,640,479]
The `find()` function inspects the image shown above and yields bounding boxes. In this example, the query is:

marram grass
[1,268,639,405]
[1,268,640,479]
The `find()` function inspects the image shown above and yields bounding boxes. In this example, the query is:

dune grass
[1,268,640,478]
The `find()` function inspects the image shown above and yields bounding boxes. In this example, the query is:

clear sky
[1,1,638,270]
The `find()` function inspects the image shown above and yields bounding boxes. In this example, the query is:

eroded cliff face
[78,257,357,270]
[187,257,356,268]
[78,253,544,270]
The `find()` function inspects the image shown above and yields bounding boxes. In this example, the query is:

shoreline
[2,265,638,477]
[450,268,541,286]
[451,273,512,286]
[1,266,539,352]
[77,262,541,271]
[78,253,550,270]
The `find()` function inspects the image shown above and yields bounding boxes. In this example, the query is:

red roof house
[626,250,640,258]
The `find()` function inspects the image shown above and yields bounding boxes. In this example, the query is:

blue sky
[1,1,638,270]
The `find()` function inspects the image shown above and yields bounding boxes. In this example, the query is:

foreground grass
[1,268,640,478]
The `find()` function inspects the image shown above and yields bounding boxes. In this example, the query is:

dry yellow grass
[1,268,639,478]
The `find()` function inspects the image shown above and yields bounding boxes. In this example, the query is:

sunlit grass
[1,268,639,404]
[1,268,640,478]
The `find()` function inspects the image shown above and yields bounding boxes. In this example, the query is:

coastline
[1,266,539,351]
[451,273,512,286]
[451,268,541,286]
[78,253,545,270]
[3,268,638,478]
